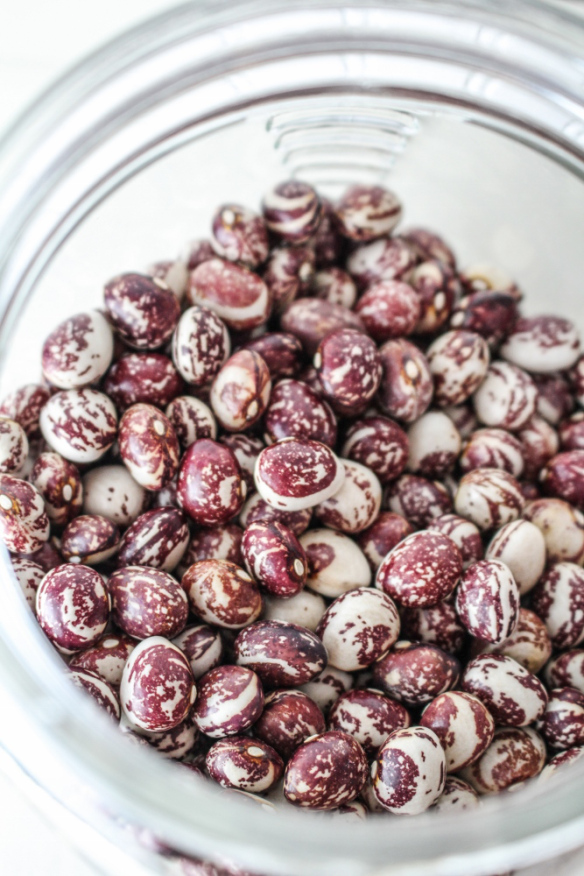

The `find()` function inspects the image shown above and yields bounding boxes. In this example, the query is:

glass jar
[1,1,584,874]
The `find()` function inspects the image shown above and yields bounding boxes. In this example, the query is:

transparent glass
[1,1,584,874]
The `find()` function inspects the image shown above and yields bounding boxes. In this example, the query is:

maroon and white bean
[241,520,306,598]
[82,465,147,528]
[40,389,117,464]
[354,280,420,343]
[346,236,415,290]
[10,557,44,610]
[407,412,461,479]
[500,316,580,374]
[455,560,519,644]
[0,417,28,474]
[192,665,264,738]
[103,353,183,411]
[0,475,50,553]
[328,689,410,756]
[399,227,455,267]
[138,712,199,760]
[253,689,325,760]
[182,559,262,630]
[523,497,584,565]
[536,372,574,424]
[280,298,364,358]
[165,397,217,450]
[263,379,337,449]
[443,402,479,440]
[334,185,401,241]
[263,590,326,633]
[313,329,381,417]
[120,636,196,732]
[341,416,408,484]
[177,439,246,526]
[376,339,433,424]
[69,633,135,686]
[400,601,467,655]
[254,438,344,512]
[262,181,322,244]
[119,404,179,491]
[61,514,120,564]
[432,777,480,812]
[545,650,584,696]
[314,459,381,534]
[70,668,121,720]
[559,412,584,451]
[104,273,180,350]
[356,512,414,572]
[210,350,271,432]
[473,608,552,675]
[242,333,303,381]
[462,653,548,727]
[372,642,460,707]
[300,527,371,597]
[220,435,264,493]
[312,198,345,267]
[427,513,483,570]
[109,566,188,640]
[284,730,368,809]
[178,524,243,574]
[376,530,462,608]
[311,268,356,309]
[41,310,114,389]
[147,259,189,301]
[172,625,224,680]
[530,563,584,650]
[36,564,109,653]
[206,736,283,793]
[299,667,353,715]
[460,727,546,794]
[537,687,584,750]
[30,452,83,527]
[171,306,230,386]
[473,362,537,431]
[0,384,50,440]
[460,428,525,478]
[233,620,327,688]
[371,727,445,815]
[187,259,270,332]
[385,474,453,528]
[316,588,399,671]
[426,330,490,408]
[539,747,584,782]
[485,519,545,595]
[116,507,188,571]
[459,263,520,298]
[518,415,559,480]
[211,204,269,268]
[420,691,495,772]
[239,492,312,537]
[407,259,459,335]
[454,468,525,531]
[541,450,584,510]
[450,290,518,346]
[263,246,315,312]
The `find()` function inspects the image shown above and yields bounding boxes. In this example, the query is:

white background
[0,1,584,875]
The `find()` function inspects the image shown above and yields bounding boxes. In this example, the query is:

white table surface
[1,1,584,875]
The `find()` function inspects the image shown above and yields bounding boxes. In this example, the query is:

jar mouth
[2,1,584,873]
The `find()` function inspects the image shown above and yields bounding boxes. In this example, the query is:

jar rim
[1,2,584,873]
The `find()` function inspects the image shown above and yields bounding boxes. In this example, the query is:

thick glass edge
[0,1,584,872]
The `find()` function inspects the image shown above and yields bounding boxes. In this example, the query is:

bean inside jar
[5,176,584,827]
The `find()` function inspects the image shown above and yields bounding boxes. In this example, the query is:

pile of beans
[2,179,584,851]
